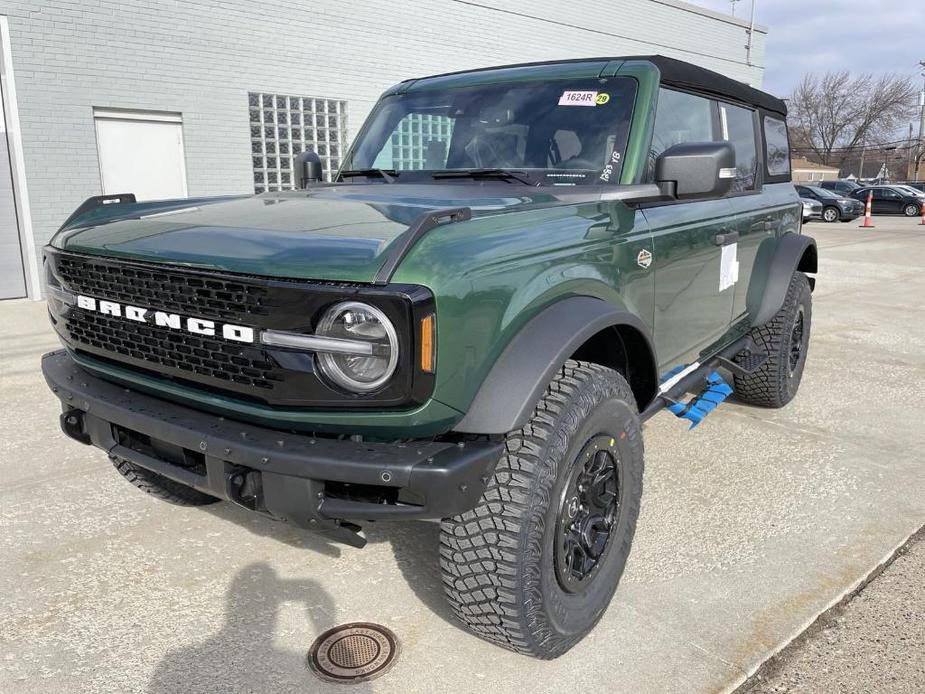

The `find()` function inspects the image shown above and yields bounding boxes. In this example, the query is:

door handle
[713,231,739,246]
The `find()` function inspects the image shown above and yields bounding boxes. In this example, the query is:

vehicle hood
[50,185,573,283]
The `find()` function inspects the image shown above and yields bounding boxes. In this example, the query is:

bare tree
[788,71,918,167]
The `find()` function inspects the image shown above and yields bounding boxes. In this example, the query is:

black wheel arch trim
[453,296,658,434]
[754,233,817,327]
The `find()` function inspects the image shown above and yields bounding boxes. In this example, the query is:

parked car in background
[818,179,863,196]
[849,186,924,217]
[795,184,863,222]
[892,184,925,199]
[800,197,823,223]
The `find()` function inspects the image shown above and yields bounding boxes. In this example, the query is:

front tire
[904,203,920,217]
[440,361,643,658]
[111,455,220,506]
[822,206,839,223]
[734,272,812,408]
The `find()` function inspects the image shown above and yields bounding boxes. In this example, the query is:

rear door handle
[713,231,739,246]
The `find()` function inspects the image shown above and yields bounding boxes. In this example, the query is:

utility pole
[745,0,758,67]
[917,61,925,181]
[908,123,915,180]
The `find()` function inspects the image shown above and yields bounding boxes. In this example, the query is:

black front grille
[55,254,270,323]
[45,249,432,408]
[65,310,281,390]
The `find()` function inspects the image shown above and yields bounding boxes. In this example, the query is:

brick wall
[0,0,766,294]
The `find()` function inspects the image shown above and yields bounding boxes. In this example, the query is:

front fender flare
[453,296,657,434]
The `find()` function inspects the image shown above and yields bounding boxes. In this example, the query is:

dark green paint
[49,58,801,438]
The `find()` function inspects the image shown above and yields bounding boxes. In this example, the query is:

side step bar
[639,335,768,424]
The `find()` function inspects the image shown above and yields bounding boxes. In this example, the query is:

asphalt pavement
[747,530,925,693]
[2,216,924,693]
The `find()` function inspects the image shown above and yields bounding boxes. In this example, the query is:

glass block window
[372,114,454,170]
[248,92,347,193]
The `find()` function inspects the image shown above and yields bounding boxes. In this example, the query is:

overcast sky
[688,0,925,97]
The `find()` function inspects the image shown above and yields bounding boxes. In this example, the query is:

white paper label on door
[719,243,739,292]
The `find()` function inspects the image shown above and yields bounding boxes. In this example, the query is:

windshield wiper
[338,168,398,183]
[431,168,536,185]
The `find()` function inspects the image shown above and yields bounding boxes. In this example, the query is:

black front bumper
[42,350,501,547]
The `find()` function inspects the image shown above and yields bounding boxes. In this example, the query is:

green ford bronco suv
[43,56,816,658]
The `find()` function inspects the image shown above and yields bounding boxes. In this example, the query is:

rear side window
[763,116,790,177]
[719,103,757,191]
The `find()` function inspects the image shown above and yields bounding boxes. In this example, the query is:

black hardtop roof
[404,54,787,117]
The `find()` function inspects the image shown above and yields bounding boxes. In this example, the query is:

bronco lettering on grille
[75,295,255,343]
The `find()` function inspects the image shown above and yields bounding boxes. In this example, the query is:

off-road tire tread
[734,271,811,408]
[439,360,643,658]
[111,455,220,506]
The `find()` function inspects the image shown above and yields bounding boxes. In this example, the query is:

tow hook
[225,466,263,511]
[60,409,91,444]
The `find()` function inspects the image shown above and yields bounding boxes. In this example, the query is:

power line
[447,0,764,69]
[790,137,918,154]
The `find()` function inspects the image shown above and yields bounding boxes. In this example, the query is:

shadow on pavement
[202,502,345,558]
[147,561,377,693]
[201,502,465,632]
[368,520,461,628]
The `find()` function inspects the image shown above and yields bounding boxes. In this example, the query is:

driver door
[643,88,736,368]
[872,188,902,213]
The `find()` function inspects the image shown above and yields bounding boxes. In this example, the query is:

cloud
[687,0,925,96]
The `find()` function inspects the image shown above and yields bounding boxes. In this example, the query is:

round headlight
[315,301,399,392]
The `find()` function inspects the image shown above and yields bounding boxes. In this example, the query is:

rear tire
[111,455,220,506]
[734,272,812,408]
[822,206,839,223]
[440,360,643,658]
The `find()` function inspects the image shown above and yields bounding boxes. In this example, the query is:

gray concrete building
[0,0,766,299]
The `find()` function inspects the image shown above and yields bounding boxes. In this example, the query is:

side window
[719,103,757,191]
[648,88,713,177]
[763,116,790,177]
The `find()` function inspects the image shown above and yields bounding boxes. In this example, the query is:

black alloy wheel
[555,436,621,592]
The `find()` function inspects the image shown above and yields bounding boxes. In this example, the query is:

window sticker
[595,93,610,105]
[719,243,739,292]
[599,149,622,183]
[559,90,598,107]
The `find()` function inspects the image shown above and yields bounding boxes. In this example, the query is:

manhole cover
[307,622,400,684]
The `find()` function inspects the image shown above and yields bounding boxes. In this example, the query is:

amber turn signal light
[420,314,435,373]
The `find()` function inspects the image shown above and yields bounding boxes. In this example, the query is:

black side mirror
[294,150,324,188]
[655,141,736,200]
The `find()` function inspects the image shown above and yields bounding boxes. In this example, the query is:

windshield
[340,77,638,186]
[895,185,924,197]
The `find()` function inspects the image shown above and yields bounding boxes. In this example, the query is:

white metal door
[94,110,188,201]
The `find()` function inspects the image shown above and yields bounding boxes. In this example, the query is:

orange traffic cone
[860,190,875,228]
[919,201,925,226]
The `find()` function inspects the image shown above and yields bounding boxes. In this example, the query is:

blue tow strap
[666,371,733,429]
